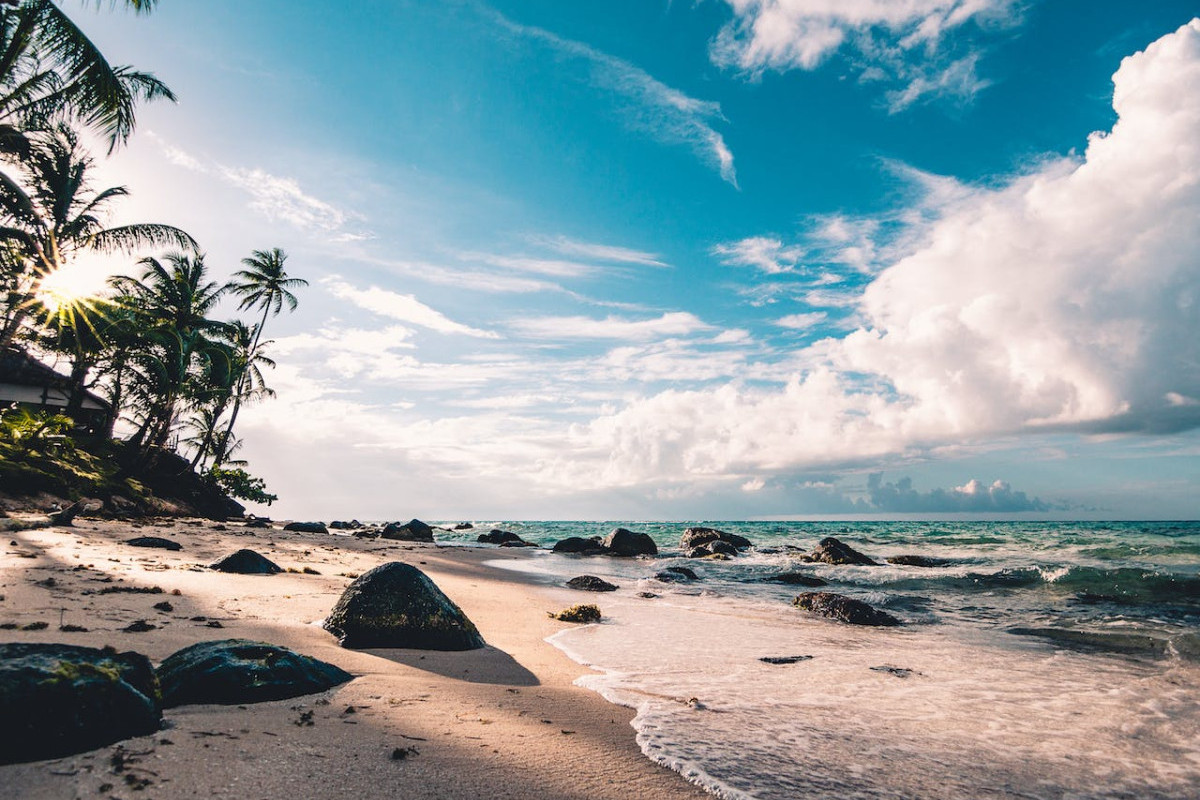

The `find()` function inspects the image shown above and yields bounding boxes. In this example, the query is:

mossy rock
[324,562,484,650]
[549,604,601,623]
[157,640,353,708]
[0,643,160,765]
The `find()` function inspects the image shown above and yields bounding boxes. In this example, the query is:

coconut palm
[187,320,275,469]
[0,0,172,152]
[216,248,303,461]
[0,123,195,349]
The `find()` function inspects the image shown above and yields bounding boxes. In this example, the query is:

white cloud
[711,0,1020,109]
[511,312,712,341]
[574,19,1200,484]
[220,167,347,231]
[714,236,805,274]
[324,277,500,339]
[459,252,598,278]
[531,235,667,267]
[776,312,828,329]
[493,10,738,186]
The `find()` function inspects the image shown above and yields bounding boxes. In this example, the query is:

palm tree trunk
[215,309,267,467]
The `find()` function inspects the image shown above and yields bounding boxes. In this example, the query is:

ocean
[438,520,1200,799]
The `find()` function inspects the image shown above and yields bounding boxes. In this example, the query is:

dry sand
[0,517,712,800]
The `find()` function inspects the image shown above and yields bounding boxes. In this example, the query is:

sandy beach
[0,516,711,800]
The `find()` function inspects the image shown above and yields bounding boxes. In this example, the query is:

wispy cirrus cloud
[529,235,668,267]
[490,10,739,186]
[324,277,500,339]
[711,0,1021,111]
[510,311,711,341]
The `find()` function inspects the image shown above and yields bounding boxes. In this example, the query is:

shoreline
[0,517,711,800]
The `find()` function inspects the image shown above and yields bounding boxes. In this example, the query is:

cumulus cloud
[577,20,1200,484]
[325,277,500,339]
[866,474,1047,513]
[492,10,738,185]
[711,0,1020,110]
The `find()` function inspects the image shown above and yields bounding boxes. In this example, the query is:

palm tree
[109,251,229,450]
[0,123,195,349]
[187,320,275,469]
[216,248,303,462]
[0,0,172,152]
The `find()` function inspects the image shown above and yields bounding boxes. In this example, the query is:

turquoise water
[446,520,1200,799]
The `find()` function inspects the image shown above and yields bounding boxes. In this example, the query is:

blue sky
[66,0,1200,519]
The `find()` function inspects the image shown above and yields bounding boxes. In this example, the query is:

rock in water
[324,562,484,650]
[210,549,282,574]
[807,537,878,566]
[381,519,435,542]
[886,555,951,567]
[453,522,474,530]
[764,571,828,587]
[477,529,527,546]
[680,527,753,551]
[552,536,608,555]
[566,575,618,592]
[687,540,738,558]
[793,592,901,626]
[602,528,657,557]
[124,536,183,552]
[157,640,353,708]
[0,643,160,764]
[283,521,328,534]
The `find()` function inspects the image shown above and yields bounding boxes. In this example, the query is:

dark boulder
[663,566,698,580]
[124,536,182,552]
[566,575,618,592]
[477,529,527,546]
[381,519,435,542]
[765,571,828,587]
[453,522,474,530]
[602,528,657,557]
[687,540,738,558]
[157,640,353,708]
[284,521,328,534]
[793,592,900,626]
[548,605,601,623]
[887,555,951,568]
[244,517,272,528]
[552,536,608,555]
[680,526,752,551]
[324,562,484,650]
[329,520,362,530]
[0,643,160,765]
[807,537,878,566]
[1007,627,1169,657]
[210,549,282,574]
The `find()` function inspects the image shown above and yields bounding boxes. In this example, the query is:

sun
[35,264,106,314]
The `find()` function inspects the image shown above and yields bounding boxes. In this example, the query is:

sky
[60,0,1200,520]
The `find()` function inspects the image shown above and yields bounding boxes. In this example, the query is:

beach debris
[283,521,328,534]
[793,592,901,626]
[764,571,828,587]
[886,555,952,567]
[566,575,618,592]
[602,527,658,557]
[124,536,183,551]
[381,518,435,542]
[157,639,353,708]
[548,604,601,623]
[391,745,419,760]
[302,567,321,575]
[324,562,485,650]
[636,591,660,599]
[98,585,164,595]
[0,642,161,765]
[803,537,879,566]
[20,621,49,631]
[476,528,531,546]
[210,549,283,575]
[123,620,157,633]
[59,624,88,632]
[551,536,608,555]
[870,665,918,678]
[759,655,814,665]
[680,527,752,552]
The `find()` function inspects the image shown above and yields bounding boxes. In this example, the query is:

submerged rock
[283,521,328,534]
[793,592,901,626]
[324,562,484,650]
[381,519,435,542]
[0,643,160,764]
[1008,627,1169,657]
[157,640,353,708]
[603,528,657,557]
[124,536,182,552]
[552,536,608,555]
[887,555,951,568]
[806,537,878,566]
[656,566,699,582]
[566,575,618,592]
[765,571,828,587]
[680,527,752,551]
[210,549,282,574]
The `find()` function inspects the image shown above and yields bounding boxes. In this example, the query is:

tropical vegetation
[0,0,303,510]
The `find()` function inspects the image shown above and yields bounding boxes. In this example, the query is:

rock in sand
[124,536,183,552]
[566,575,618,592]
[324,562,484,650]
[381,519,435,542]
[210,549,282,574]
[283,521,328,534]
